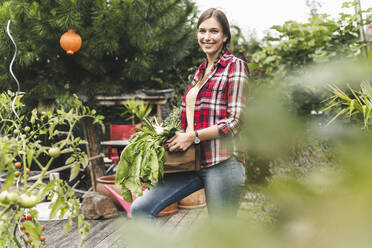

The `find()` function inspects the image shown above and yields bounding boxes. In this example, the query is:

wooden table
[100,140,130,147]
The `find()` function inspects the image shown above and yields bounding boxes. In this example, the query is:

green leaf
[149,149,159,182]
[49,197,64,219]
[121,183,133,202]
[69,162,80,181]
[23,221,41,248]
[325,108,348,126]
[348,99,355,117]
[115,146,132,184]
[34,222,43,235]
[2,165,14,191]
[77,214,84,228]
[59,207,68,219]
[65,156,76,165]
[38,180,56,199]
[50,8,57,16]
[26,148,34,167]
[81,154,89,168]
[349,86,363,106]
[64,222,71,236]
[30,109,37,123]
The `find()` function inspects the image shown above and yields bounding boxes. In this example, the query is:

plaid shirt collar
[192,50,233,86]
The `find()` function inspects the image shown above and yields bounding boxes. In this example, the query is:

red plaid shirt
[181,50,249,168]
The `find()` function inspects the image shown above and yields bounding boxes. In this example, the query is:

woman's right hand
[166,132,195,152]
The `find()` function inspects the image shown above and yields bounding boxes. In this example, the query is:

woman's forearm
[196,125,219,142]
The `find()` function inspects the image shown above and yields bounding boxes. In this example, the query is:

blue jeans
[131,156,246,219]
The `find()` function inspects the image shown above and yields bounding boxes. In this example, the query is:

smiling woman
[197,13,228,61]
[130,8,249,220]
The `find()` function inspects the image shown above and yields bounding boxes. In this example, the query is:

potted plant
[323,80,372,130]
[120,99,152,127]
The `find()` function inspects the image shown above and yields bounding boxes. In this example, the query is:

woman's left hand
[166,132,194,152]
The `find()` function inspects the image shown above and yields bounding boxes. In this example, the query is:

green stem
[34,158,44,171]
[0,205,10,219]
[26,118,83,192]
[27,157,54,192]
[0,118,17,127]
[24,114,94,193]
[22,142,28,190]
[59,120,76,148]
[13,222,22,248]
[143,117,155,132]
[60,115,92,148]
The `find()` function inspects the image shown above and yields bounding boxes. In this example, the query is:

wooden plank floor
[38,190,263,247]
[40,207,208,248]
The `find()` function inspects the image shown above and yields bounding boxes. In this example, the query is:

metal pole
[366,14,372,53]
[354,0,368,56]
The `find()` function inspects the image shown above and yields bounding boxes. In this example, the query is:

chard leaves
[115,115,179,203]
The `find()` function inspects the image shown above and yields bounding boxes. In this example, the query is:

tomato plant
[0,93,104,248]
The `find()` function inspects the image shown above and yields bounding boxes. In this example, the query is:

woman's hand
[166,132,195,152]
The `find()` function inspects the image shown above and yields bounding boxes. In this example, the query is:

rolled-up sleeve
[217,59,249,136]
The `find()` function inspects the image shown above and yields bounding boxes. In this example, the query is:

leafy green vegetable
[115,110,180,202]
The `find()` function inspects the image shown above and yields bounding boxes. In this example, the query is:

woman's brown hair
[197,8,231,48]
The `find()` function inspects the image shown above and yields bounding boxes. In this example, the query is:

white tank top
[185,81,206,133]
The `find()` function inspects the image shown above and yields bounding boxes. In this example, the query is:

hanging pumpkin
[59,29,82,55]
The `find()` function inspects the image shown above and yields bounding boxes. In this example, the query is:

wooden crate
[164,145,200,173]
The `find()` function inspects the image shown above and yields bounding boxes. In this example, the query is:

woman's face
[197,17,227,59]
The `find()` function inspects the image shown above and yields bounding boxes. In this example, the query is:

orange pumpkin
[59,29,82,55]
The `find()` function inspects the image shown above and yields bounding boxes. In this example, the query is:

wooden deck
[40,207,208,248]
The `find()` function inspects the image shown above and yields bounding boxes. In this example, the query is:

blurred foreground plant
[120,56,372,248]
[121,123,372,248]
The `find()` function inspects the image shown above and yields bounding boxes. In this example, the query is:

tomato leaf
[81,154,89,168]
[2,165,14,191]
[38,180,56,200]
[23,221,41,248]
[49,197,64,219]
[65,156,75,165]
[69,162,80,182]
[64,222,71,236]
[77,214,84,228]
[26,149,34,168]
[59,207,68,220]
